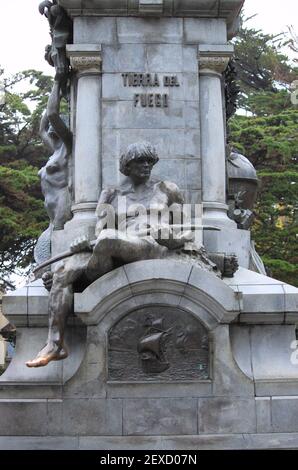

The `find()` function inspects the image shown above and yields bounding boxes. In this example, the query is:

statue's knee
[52,262,74,287]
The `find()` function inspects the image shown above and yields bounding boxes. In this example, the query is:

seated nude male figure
[27,142,193,367]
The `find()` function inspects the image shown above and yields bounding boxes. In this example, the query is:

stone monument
[1,0,298,450]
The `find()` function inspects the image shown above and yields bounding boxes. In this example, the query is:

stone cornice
[58,1,244,35]
[199,56,230,74]
[198,44,234,74]
[66,45,102,75]
[139,0,164,14]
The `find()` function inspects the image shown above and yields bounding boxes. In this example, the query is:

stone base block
[1,261,298,449]
[2,432,298,450]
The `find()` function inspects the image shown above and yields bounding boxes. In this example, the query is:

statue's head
[120,142,159,182]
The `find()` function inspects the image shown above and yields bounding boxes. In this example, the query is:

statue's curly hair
[120,142,159,176]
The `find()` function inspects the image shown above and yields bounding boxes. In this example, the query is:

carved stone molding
[69,55,102,74]
[67,45,102,75]
[199,55,230,74]
[198,45,234,75]
[58,1,244,20]
[139,0,163,14]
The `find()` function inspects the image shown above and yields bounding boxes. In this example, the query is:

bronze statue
[27,142,195,368]
[227,150,259,230]
[39,0,72,96]
[38,79,72,231]
[227,149,266,275]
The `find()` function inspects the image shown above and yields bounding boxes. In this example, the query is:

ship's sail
[138,332,165,358]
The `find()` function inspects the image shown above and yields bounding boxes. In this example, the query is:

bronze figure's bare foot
[26,345,68,368]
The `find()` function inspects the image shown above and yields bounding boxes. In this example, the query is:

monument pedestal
[1,260,298,450]
[1,0,298,450]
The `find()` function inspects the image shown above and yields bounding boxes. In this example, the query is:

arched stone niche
[74,260,246,390]
[74,259,241,328]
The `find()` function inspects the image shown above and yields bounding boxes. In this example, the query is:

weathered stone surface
[102,100,200,130]
[73,72,102,205]
[250,325,298,381]
[0,436,79,450]
[272,397,298,433]
[198,397,256,434]
[60,399,123,436]
[255,381,298,397]
[284,284,298,312]
[117,17,183,44]
[230,325,253,379]
[152,159,187,189]
[184,18,227,44]
[4,432,298,450]
[187,267,240,314]
[2,287,28,319]
[225,267,298,322]
[102,44,147,73]
[123,398,198,435]
[102,128,200,160]
[241,284,285,313]
[0,400,48,436]
[107,381,212,398]
[226,267,282,286]
[74,17,117,44]
[212,326,254,397]
[124,258,192,285]
[185,159,202,190]
[256,397,271,433]
[102,44,197,73]
[231,324,298,397]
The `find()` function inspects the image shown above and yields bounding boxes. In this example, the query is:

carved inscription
[121,73,180,108]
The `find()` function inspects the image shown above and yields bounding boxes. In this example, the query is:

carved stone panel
[108,306,210,382]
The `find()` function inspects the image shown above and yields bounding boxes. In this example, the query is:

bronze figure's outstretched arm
[47,80,72,153]
[39,111,55,152]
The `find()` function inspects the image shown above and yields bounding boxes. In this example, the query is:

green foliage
[230,19,298,286]
[233,17,298,111]
[261,258,298,286]
[230,109,298,169]
[0,69,53,282]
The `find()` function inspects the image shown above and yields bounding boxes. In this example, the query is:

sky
[0,0,297,76]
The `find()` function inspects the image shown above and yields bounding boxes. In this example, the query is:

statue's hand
[151,225,194,249]
[42,271,53,292]
[70,236,92,254]
[175,230,195,244]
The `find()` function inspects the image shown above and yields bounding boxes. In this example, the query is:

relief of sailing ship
[137,317,172,374]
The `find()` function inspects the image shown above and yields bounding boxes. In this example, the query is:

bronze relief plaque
[108,306,210,382]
